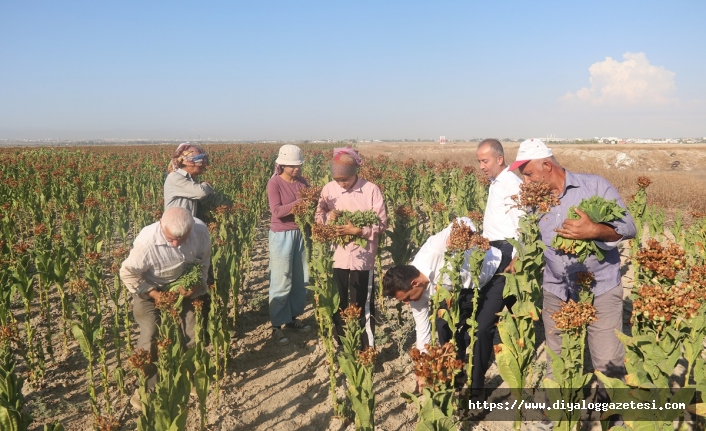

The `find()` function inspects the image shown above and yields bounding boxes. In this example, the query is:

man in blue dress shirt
[510,139,636,384]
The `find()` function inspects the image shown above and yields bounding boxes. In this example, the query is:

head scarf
[168,143,210,173]
[331,146,362,177]
[271,163,284,178]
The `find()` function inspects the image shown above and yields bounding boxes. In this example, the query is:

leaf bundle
[331,210,379,247]
[551,196,626,262]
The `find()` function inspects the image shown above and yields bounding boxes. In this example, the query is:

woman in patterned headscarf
[315,146,387,350]
[164,143,214,216]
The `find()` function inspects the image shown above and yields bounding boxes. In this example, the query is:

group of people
[119,138,636,425]
[383,139,635,402]
[266,144,387,346]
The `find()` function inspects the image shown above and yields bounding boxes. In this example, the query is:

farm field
[0,142,704,431]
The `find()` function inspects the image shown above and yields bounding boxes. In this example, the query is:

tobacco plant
[402,343,464,431]
[307,224,343,416]
[496,181,559,429]
[338,305,376,431]
[291,185,323,262]
[596,241,706,428]
[0,328,32,431]
[543,272,597,431]
[135,291,195,431]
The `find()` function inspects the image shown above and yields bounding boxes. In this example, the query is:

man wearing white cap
[510,139,636,421]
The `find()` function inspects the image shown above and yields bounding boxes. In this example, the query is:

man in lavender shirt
[510,139,636,387]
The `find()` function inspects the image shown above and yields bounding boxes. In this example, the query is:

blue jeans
[268,229,309,327]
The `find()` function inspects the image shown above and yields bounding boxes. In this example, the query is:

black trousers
[437,241,515,390]
[332,269,375,350]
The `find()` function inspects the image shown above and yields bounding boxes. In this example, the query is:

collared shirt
[408,217,502,351]
[539,170,636,301]
[482,167,524,242]
[120,219,211,297]
[164,169,214,216]
[315,177,387,270]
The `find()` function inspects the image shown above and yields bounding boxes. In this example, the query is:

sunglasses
[190,153,209,164]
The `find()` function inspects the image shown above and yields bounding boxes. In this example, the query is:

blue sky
[1,1,704,140]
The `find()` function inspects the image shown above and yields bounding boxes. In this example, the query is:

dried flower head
[110,263,120,274]
[12,242,31,255]
[157,337,173,352]
[68,278,90,294]
[341,304,362,325]
[357,347,378,367]
[431,202,447,213]
[395,204,417,220]
[33,223,48,236]
[552,300,597,331]
[511,181,560,214]
[312,224,337,243]
[447,219,490,252]
[632,283,702,324]
[84,197,100,208]
[636,239,686,281]
[0,323,20,346]
[359,166,383,183]
[576,271,595,291]
[85,251,101,265]
[298,186,323,203]
[290,200,312,216]
[688,265,706,287]
[155,290,181,320]
[637,176,652,188]
[95,415,119,431]
[193,299,204,313]
[111,246,129,261]
[466,211,484,226]
[410,343,464,391]
[128,348,152,373]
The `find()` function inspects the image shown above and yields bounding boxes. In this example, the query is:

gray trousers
[132,292,200,389]
[542,284,626,382]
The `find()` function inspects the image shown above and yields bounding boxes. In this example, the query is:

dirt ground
[22,142,705,431]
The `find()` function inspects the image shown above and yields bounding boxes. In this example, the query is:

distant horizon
[2,136,705,145]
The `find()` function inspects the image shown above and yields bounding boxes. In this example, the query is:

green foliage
[551,196,626,263]
[136,304,196,431]
[332,210,380,247]
[0,345,33,431]
[307,240,342,416]
[167,263,203,310]
[337,313,376,430]
[401,388,457,431]
[496,210,546,430]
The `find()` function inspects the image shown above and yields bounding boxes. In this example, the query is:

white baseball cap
[509,139,553,171]
[275,144,304,165]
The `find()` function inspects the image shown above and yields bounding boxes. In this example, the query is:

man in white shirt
[120,206,211,395]
[382,217,501,390]
[473,138,524,392]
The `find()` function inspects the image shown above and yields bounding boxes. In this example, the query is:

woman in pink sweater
[266,145,311,346]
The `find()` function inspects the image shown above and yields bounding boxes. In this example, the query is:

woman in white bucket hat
[266,145,311,345]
